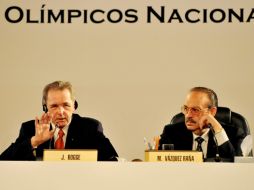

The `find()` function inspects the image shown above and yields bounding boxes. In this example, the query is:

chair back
[170,107,252,156]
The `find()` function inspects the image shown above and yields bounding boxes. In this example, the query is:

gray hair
[189,87,218,107]
[42,81,75,106]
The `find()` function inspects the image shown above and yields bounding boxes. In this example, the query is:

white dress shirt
[192,128,229,158]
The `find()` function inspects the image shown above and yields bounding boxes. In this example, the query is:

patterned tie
[195,137,204,152]
[55,129,65,149]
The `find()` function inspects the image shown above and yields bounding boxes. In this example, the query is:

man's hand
[31,113,55,148]
[200,112,223,133]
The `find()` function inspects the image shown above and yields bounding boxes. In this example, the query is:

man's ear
[210,107,217,116]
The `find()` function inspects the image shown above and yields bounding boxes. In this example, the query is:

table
[1,162,254,190]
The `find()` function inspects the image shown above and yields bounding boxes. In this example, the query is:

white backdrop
[0,0,253,160]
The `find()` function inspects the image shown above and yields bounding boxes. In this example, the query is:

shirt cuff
[214,129,229,146]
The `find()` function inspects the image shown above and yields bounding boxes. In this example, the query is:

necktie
[195,137,204,152]
[55,129,65,149]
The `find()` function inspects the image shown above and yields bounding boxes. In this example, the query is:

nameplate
[234,156,254,163]
[145,150,203,162]
[43,149,98,162]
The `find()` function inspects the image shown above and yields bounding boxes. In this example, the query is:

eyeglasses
[181,106,209,115]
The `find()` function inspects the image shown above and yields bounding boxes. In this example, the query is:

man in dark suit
[159,87,244,162]
[0,81,118,161]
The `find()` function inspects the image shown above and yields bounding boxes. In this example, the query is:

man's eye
[50,105,58,109]
[192,108,200,113]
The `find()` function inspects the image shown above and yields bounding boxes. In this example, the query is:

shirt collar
[51,116,73,137]
[193,128,210,142]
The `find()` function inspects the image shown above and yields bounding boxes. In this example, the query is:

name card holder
[43,149,98,162]
[145,150,203,162]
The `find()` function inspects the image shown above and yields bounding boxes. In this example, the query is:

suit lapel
[207,130,217,157]
[175,124,193,150]
[184,130,193,150]
[65,114,78,149]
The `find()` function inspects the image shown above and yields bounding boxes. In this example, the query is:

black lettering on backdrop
[125,9,138,23]
[147,6,165,23]
[90,10,105,23]
[228,8,244,22]
[5,6,23,23]
[107,9,123,23]
[168,9,183,23]
[203,9,208,23]
[3,5,254,24]
[185,9,200,23]
[210,9,226,23]
[68,10,82,23]
[48,10,64,23]
[40,4,45,23]
[27,9,39,23]
[247,9,254,22]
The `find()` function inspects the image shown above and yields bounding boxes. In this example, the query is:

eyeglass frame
[181,105,212,115]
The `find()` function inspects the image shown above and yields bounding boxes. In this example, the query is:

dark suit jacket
[0,114,118,161]
[159,122,245,162]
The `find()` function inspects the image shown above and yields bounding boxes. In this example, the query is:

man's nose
[57,106,64,115]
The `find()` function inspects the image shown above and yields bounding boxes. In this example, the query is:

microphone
[48,124,57,149]
[209,125,221,162]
